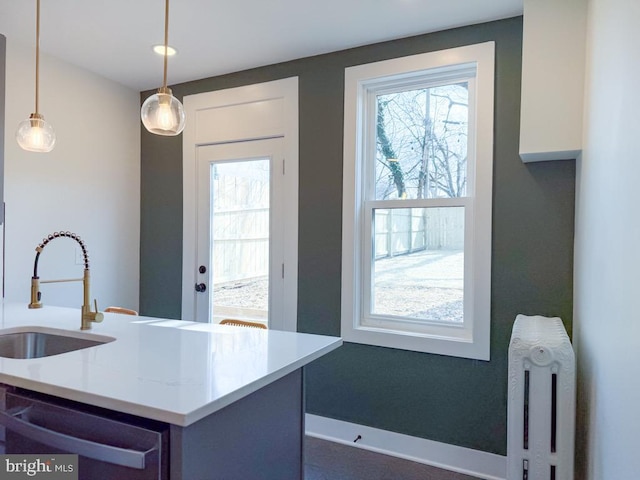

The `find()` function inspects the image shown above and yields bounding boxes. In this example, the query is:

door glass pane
[375,82,469,200]
[371,207,464,323]
[210,159,270,322]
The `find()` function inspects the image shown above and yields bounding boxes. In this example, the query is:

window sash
[361,199,474,337]
[360,70,477,335]
[364,74,478,201]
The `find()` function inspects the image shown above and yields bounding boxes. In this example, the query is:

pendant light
[16,0,56,153]
[141,0,185,136]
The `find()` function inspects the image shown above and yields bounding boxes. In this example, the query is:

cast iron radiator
[507,315,575,480]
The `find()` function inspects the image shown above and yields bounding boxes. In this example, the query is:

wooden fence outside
[212,207,269,283]
[374,207,464,259]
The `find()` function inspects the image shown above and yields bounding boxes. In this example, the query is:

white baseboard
[305,414,506,480]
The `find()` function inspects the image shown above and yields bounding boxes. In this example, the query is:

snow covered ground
[213,249,464,324]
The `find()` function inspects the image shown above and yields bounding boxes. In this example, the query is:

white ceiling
[0,0,522,92]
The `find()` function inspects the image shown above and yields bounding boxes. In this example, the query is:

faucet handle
[93,299,104,323]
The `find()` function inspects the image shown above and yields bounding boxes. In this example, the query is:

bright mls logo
[0,455,77,480]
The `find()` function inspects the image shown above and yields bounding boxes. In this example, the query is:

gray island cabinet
[170,370,303,479]
[0,303,341,479]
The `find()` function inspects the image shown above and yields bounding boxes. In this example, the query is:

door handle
[195,283,207,293]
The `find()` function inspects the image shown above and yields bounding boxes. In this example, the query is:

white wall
[519,0,587,162]
[574,0,640,478]
[3,39,140,312]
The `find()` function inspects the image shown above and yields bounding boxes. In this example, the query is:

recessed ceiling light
[152,45,177,56]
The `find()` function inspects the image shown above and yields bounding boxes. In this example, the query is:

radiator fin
[523,370,529,450]
[551,373,557,453]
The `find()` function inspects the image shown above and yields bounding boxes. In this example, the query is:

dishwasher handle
[0,406,156,470]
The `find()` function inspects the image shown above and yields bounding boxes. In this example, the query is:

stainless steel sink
[0,328,114,359]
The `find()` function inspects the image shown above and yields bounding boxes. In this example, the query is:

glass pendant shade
[18,0,55,153]
[16,113,56,153]
[141,87,185,136]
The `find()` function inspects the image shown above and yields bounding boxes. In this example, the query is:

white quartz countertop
[0,302,342,426]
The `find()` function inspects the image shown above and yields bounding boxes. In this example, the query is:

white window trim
[341,42,494,360]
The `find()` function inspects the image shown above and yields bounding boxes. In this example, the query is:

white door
[182,78,298,331]
[194,138,284,326]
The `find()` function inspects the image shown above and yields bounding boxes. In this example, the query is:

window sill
[342,323,489,360]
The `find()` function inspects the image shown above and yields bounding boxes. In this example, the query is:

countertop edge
[0,336,343,427]
[182,338,343,426]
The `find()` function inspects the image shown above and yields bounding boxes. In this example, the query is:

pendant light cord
[162,0,169,89]
[35,0,40,113]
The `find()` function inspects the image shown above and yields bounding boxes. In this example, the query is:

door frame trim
[182,78,299,330]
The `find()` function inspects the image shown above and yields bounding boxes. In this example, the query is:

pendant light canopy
[141,0,185,136]
[16,0,56,153]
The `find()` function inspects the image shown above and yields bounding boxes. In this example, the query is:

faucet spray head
[28,277,42,309]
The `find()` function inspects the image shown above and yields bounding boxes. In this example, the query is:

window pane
[375,83,469,200]
[211,159,270,321]
[372,207,464,323]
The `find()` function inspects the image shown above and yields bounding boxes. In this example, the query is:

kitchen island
[0,302,342,479]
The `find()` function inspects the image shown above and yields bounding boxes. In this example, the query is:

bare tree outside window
[375,83,469,200]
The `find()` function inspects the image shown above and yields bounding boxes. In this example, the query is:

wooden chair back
[104,306,139,316]
[219,319,267,329]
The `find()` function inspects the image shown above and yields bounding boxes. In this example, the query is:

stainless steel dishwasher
[0,389,169,480]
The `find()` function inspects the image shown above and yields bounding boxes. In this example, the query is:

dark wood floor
[304,437,482,480]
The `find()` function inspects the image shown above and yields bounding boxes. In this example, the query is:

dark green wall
[140,17,575,455]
